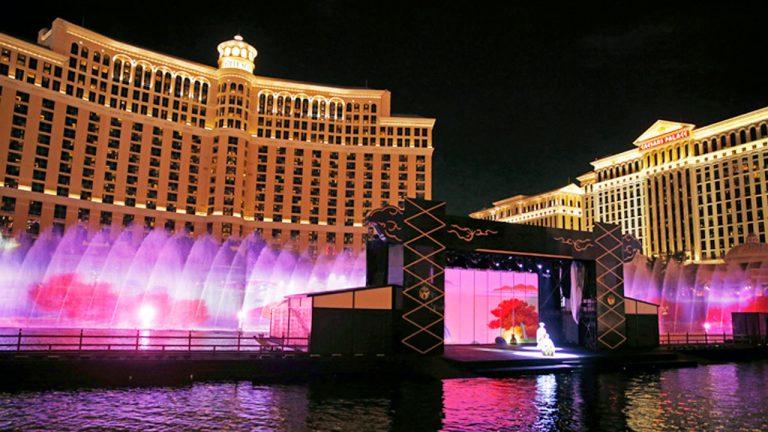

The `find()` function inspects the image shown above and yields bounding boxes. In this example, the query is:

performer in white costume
[540,333,555,356]
[536,322,547,348]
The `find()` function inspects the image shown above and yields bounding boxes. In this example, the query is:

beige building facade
[470,184,584,230]
[472,110,768,263]
[0,19,434,253]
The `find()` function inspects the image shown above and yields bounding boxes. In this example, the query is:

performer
[540,333,555,356]
[536,322,547,348]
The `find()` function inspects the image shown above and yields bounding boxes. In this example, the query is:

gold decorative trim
[402,199,446,355]
[554,236,594,252]
[446,224,498,242]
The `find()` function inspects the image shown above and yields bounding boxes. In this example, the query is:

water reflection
[1,362,767,431]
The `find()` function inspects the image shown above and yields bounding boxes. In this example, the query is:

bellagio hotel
[472,112,768,263]
[0,19,434,253]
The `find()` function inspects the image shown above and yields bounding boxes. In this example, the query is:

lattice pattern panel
[594,223,627,350]
[401,199,446,354]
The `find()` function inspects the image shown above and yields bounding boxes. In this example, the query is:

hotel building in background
[0,18,434,253]
[472,111,768,263]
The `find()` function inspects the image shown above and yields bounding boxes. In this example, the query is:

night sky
[3,2,768,215]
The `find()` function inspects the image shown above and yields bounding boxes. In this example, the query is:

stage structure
[362,198,655,354]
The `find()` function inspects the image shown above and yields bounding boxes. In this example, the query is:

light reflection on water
[1,362,768,431]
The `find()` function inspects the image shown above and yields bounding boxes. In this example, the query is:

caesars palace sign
[638,129,690,151]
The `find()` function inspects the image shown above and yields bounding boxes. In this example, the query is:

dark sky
[3,2,768,215]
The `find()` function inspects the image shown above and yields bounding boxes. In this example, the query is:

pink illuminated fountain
[0,225,366,331]
[624,234,768,334]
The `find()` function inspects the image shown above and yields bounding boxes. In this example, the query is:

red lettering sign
[639,129,690,151]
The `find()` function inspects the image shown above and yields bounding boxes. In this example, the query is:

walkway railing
[0,329,309,353]
[660,332,767,347]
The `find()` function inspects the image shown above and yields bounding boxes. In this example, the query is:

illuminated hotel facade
[0,19,434,253]
[469,184,584,230]
[472,111,768,263]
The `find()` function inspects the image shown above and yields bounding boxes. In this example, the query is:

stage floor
[442,344,692,377]
[444,344,594,364]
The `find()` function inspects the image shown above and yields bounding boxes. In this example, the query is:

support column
[594,222,627,349]
[401,198,446,354]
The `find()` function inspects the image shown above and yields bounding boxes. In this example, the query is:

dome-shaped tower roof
[724,234,768,264]
[217,35,257,73]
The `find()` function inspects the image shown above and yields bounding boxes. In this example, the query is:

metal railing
[0,329,309,353]
[661,332,730,346]
[660,332,767,347]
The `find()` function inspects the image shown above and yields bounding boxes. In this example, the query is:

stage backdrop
[444,268,538,345]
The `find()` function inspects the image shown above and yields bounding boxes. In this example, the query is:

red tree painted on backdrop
[488,298,538,332]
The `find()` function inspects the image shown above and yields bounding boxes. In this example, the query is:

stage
[442,344,693,377]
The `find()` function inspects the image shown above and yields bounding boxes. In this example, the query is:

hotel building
[472,111,768,263]
[0,19,434,253]
[469,184,584,230]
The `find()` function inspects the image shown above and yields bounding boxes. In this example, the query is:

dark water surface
[2,361,768,431]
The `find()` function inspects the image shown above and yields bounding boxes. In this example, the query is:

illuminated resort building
[469,184,584,230]
[0,19,434,252]
[473,111,768,263]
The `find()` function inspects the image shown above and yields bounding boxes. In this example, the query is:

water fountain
[0,225,366,331]
[624,235,768,334]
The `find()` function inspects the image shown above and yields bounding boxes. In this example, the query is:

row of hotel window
[4,90,426,223]
[0,197,363,248]
[1,44,430,143]
[596,124,768,182]
[0,46,210,128]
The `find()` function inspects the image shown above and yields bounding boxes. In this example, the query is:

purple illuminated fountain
[0,225,366,331]
[624,235,768,334]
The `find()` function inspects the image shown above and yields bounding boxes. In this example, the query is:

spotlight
[703,322,711,332]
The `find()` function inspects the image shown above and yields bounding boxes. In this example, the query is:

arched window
[346,103,353,112]
[201,83,209,104]
[336,103,343,119]
[294,98,301,111]
[740,130,747,144]
[133,64,143,87]
[750,127,757,141]
[302,99,309,116]
[312,100,319,117]
[81,47,89,58]
[761,124,768,138]
[703,141,709,154]
[329,101,336,119]
[720,135,727,149]
[154,70,163,92]
[163,72,172,95]
[237,84,244,94]
[183,77,191,98]
[174,75,182,97]
[70,42,79,55]
[113,59,122,82]
[266,94,274,112]
[277,96,284,113]
[258,94,266,113]
[320,100,326,117]
[121,62,131,84]
[193,81,201,100]
[143,68,152,90]
[93,52,101,63]
[371,103,377,113]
